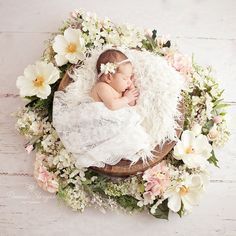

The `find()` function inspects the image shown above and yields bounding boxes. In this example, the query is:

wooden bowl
[57,71,185,177]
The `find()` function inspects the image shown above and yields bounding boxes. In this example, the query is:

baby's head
[96,49,133,93]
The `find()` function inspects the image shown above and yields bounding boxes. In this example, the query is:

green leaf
[25,96,40,107]
[152,29,157,40]
[214,103,230,109]
[202,119,214,134]
[219,112,227,116]
[208,150,219,168]
[114,195,141,211]
[56,183,67,200]
[218,89,225,98]
[213,98,224,106]
[177,201,185,217]
[149,199,169,220]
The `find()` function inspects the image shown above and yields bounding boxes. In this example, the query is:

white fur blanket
[53,94,154,168]
[52,46,185,167]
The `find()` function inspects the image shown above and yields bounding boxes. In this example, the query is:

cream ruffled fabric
[52,46,185,168]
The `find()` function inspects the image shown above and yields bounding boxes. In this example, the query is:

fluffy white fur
[64,46,185,149]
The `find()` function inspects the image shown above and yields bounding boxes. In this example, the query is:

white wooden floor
[0,0,236,235]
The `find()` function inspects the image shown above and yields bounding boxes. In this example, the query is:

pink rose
[142,161,170,200]
[165,52,193,78]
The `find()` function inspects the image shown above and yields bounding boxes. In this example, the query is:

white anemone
[53,28,86,66]
[164,174,205,213]
[174,130,212,169]
[16,61,60,99]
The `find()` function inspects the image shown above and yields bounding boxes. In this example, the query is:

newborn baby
[90,49,140,110]
[53,48,154,168]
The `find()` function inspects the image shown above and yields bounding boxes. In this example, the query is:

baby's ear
[103,74,112,84]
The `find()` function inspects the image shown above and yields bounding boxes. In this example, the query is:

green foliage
[208,150,219,168]
[57,183,67,200]
[202,119,214,135]
[24,79,63,122]
[177,201,185,217]
[114,195,142,211]
[149,199,169,220]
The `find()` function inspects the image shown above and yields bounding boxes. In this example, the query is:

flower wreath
[14,9,230,220]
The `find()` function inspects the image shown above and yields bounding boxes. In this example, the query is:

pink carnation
[34,153,59,193]
[142,161,170,202]
[165,52,193,77]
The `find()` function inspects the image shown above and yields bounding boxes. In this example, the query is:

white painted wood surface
[0,0,236,235]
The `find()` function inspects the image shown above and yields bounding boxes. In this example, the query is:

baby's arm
[96,82,138,110]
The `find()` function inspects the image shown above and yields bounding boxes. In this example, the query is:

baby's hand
[131,73,137,83]
[123,88,139,103]
[127,73,137,90]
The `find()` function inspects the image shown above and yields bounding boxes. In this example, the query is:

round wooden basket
[57,71,185,177]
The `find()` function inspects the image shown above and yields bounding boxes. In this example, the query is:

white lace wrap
[53,93,154,168]
[52,46,185,168]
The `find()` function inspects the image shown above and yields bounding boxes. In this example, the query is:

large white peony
[164,174,207,213]
[173,130,212,169]
[16,61,60,99]
[52,28,86,66]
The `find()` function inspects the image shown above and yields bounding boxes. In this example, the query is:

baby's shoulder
[94,82,113,93]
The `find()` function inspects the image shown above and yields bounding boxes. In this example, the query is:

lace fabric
[52,91,154,168]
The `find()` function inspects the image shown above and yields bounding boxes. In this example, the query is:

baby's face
[111,63,133,93]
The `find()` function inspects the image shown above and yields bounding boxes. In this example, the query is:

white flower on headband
[97,59,130,78]
[100,62,117,75]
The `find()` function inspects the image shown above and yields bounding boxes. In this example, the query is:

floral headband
[97,58,131,78]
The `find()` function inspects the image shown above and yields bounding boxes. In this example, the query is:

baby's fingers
[132,90,139,96]
[130,87,138,92]
[131,74,137,82]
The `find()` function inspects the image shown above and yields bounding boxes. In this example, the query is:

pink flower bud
[213,115,222,124]
[207,127,219,141]
[25,144,34,154]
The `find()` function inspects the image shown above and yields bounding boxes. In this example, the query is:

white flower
[174,130,212,169]
[53,149,73,169]
[191,123,202,136]
[53,28,86,66]
[164,174,205,213]
[207,124,219,141]
[100,62,117,75]
[205,94,213,119]
[16,61,60,99]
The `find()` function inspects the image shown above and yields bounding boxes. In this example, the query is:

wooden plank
[0,32,50,95]
[0,0,235,39]
[0,175,235,235]
[0,97,34,174]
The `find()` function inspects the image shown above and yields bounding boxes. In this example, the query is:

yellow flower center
[185,146,194,154]
[179,186,189,196]
[66,43,77,53]
[33,76,44,87]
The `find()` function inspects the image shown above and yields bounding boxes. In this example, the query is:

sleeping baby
[90,49,140,110]
[52,48,154,168]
